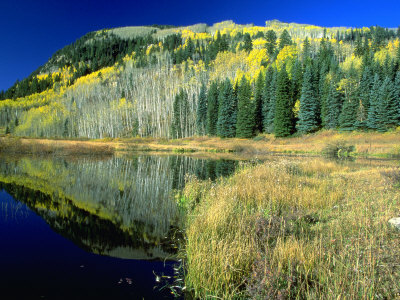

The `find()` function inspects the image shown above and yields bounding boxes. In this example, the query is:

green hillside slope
[1,20,399,139]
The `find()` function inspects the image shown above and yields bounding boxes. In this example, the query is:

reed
[181,159,400,299]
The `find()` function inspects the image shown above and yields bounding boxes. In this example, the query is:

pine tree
[394,71,400,127]
[274,66,294,137]
[262,67,273,132]
[264,69,277,133]
[206,81,219,136]
[217,79,237,137]
[172,89,189,138]
[236,77,255,138]
[339,89,358,131]
[354,36,364,57]
[377,77,398,131]
[359,67,373,112]
[302,37,311,61]
[265,30,277,57]
[278,29,292,50]
[291,59,303,105]
[196,83,208,135]
[254,72,264,133]
[325,81,342,129]
[367,74,381,130]
[297,66,319,133]
[243,33,253,52]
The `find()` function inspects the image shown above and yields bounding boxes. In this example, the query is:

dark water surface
[0,154,237,300]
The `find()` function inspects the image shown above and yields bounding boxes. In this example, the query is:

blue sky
[1,0,400,91]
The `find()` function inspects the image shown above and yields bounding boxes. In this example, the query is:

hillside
[1,20,399,139]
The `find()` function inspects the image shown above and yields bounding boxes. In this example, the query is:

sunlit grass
[2,130,400,157]
[181,158,400,299]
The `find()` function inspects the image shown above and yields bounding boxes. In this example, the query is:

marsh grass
[181,159,400,299]
[0,137,114,155]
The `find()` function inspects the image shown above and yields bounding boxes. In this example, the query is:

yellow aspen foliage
[210,51,248,81]
[276,45,298,76]
[73,66,115,88]
[181,29,211,41]
[234,69,251,86]
[252,38,267,49]
[243,26,267,37]
[374,48,391,65]
[192,60,206,74]
[123,52,136,63]
[386,39,399,57]
[146,44,155,56]
[341,54,362,72]
[36,74,49,81]
[246,48,268,75]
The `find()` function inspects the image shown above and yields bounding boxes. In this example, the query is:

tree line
[181,37,400,138]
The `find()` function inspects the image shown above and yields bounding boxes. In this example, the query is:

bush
[323,140,355,157]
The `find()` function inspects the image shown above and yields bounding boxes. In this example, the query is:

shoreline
[1,130,400,158]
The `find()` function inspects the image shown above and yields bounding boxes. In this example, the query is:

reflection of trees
[193,159,238,181]
[0,155,238,260]
[0,181,178,259]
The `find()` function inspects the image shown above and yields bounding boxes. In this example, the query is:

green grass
[180,159,400,299]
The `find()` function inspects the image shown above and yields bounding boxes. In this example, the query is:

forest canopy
[1,20,400,139]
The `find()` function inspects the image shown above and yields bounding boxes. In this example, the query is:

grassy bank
[0,136,114,155]
[180,159,400,299]
[1,130,400,157]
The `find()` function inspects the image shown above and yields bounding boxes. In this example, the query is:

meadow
[179,157,400,299]
[1,130,400,158]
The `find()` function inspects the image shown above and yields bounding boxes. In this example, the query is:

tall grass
[181,159,400,299]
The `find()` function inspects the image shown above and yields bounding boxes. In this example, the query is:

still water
[0,154,237,300]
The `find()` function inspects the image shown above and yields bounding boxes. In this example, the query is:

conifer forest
[1,20,400,139]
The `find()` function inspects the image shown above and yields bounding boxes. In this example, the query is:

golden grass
[0,137,114,155]
[2,130,400,157]
[181,158,400,299]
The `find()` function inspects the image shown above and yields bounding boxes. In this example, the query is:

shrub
[323,140,355,157]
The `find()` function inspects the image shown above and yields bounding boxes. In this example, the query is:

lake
[0,154,238,300]
[1,152,397,299]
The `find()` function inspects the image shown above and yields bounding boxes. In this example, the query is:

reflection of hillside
[0,181,177,259]
[0,155,237,260]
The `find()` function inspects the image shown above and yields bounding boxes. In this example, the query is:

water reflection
[0,154,237,260]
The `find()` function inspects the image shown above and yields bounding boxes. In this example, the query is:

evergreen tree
[236,77,255,138]
[354,36,364,57]
[302,37,311,61]
[278,29,292,50]
[196,83,208,135]
[394,71,400,127]
[377,76,398,131]
[243,33,253,52]
[359,67,373,112]
[297,66,319,133]
[339,89,358,131]
[291,59,303,105]
[274,66,294,137]
[254,72,264,133]
[367,74,381,130]
[264,69,277,133]
[206,81,219,136]
[325,81,342,129]
[172,89,189,138]
[217,79,237,137]
[265,30,277,57]
[262,67,273,132]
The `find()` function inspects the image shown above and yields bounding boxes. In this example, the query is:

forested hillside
[1,20,400,139]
